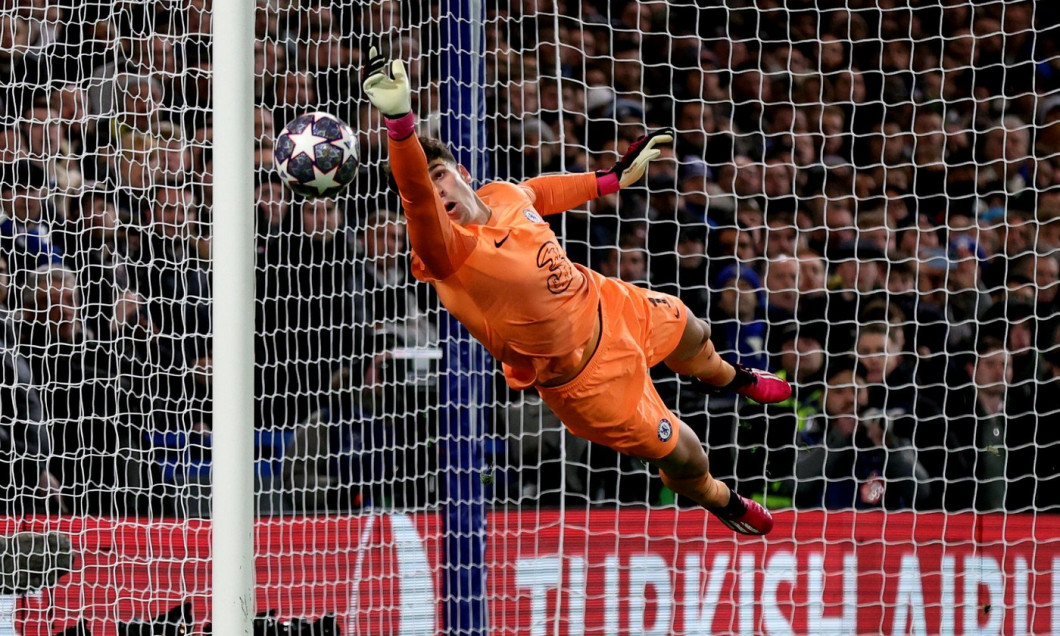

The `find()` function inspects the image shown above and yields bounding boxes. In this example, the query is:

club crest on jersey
[523,209,544,224]
[658,419,673,442]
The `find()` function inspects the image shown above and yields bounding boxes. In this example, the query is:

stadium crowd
[0,0,1056,515]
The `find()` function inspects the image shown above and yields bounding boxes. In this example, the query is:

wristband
[385,112,416,140]
[596,171,621,195]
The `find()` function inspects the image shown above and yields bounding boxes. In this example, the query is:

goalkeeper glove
[363,46,414,139]
[596,127,674,195]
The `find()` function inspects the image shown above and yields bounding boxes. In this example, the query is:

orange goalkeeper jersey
[389,133,602,389]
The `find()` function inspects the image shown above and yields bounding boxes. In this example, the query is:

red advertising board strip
[6,511,1060,635]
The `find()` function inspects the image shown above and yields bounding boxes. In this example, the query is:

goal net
[3,0,1060,634]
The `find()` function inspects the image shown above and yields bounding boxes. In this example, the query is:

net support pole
[441,1,489,633]
[211,1,256,635]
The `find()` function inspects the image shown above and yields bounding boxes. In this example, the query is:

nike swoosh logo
[494,232,512,248]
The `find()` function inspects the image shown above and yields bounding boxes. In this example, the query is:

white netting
[2,0,1059,633]
[479,0,1060,514]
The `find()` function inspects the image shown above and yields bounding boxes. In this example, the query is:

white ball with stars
[273,111,359,198]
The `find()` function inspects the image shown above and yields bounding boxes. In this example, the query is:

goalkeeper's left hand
[596,127,674,195]
[362,46,412,118]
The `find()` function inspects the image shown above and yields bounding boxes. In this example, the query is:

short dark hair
[975,335,1006,357]
[419,136,456,165]
[860,298,907,325]
[823,354,860,383]
[385,136,456,194]
[857,322,899,345]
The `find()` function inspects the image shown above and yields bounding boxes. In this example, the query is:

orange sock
[659,470,729,508]
[665,340,736,386]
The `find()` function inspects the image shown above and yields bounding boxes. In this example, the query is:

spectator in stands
[597,242,650,287]
[818,240,886,354]
[0,161,63,276]
[268,70,319,134]
[831,408,930,510]
[350,209,437,353]
[48,83,88,156]
[663,226,710,319]
[674,101,731,169]
[735,325,825,508]
[854,322,945,489]
[763,255,798,328]
[252,106,276,171]
[155,126,193,187]
[943,336,1038,512]
[132,184,210,345]
[979,299,1044,407]
[673,159,712,225]
[15,265,152,515]
[7,0,1057,518]
[856,324,918,411]
[797,251,826,295]
[0,258,63,514]
[504,392,589,505]
[710,264,769,371]
[59,187,148,342]
[268,196,356,425]
[1037,192,1060,253]
[854,208,895,256]
[0,13,47,121]
[103,128,161,213]
[255,176,296,431]
[1036,323,1060,511]
[794,343,928,512]
[793,357,866,508]
[1033,252,1059,323]
[127,185,211,434]
[763,210,798,259]
[254,175,291,238]
[19,101,82,218]
[90,73,166,147]
[283,367,370,514]
[978,116,1035,198]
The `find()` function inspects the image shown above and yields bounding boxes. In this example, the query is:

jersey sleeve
[388,133,477,280]
[517,172,600,216]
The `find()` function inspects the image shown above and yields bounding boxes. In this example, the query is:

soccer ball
[274,111,359,198]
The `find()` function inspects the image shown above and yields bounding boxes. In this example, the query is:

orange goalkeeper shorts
[536,275,689,460]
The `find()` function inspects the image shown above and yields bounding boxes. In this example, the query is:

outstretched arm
[388,134,475,279]
[518,173,600,216]
[519,127,674,217]
[364,49,474,279]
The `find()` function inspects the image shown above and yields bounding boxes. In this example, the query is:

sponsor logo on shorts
[523,209,544,224]
[658,418,673,442]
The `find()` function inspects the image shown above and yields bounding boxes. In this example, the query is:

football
[273,111,359,198]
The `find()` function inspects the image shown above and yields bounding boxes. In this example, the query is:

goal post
[211,2,256,636]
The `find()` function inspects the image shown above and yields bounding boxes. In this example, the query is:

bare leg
[646,421,729,507]
[663,317,736,386]
[664,316,792,404]
[643,421,775,535]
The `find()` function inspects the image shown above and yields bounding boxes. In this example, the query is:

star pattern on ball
[308,163,343,195]
[286,121,330,161]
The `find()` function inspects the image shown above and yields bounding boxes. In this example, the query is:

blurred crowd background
[0,0,1057,517]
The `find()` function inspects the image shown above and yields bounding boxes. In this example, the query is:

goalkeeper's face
[428,159,489,226]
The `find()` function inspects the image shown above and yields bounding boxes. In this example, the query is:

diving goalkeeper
[363,49,789,535]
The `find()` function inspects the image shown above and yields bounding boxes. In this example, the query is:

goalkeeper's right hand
[596,127,674,195]
[362,46,411,118]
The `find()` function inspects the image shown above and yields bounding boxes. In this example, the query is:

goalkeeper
[363,50,789,535]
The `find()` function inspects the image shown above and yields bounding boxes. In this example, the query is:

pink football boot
[710,491,775,536]
[732,365,792,404]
